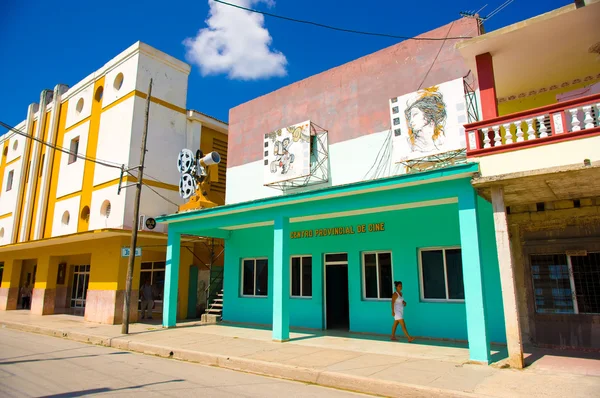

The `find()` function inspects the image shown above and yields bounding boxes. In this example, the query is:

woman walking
[391,281,414,342]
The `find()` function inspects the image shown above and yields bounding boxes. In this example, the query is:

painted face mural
[390,77,468,163]
[404,86,447,154]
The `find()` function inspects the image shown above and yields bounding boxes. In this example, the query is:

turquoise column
[163,229,181,328]
[272,216,290,341]
[458,189,491,363]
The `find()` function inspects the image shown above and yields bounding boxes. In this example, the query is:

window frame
[68,137,80,164]
[240,257,269,298]
[6,170,14,192]
[530,252,600,315]
[361,250,394,301]
[418,246,464,303]
[290,255,312,299]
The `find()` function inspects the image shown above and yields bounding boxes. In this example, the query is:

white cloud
[183,0,287,80]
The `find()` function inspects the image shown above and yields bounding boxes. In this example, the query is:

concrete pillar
[0,259,22,310]
[272,216,290,342]
[30,256,59,315]
[491,186,524,368]
[163,230,181,328]
[475,52,498,120]
[458,189,491,364]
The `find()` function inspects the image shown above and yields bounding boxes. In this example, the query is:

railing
[465,93,600,155]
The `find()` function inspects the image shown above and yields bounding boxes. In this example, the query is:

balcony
[466,93,600,155]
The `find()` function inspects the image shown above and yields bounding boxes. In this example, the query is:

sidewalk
[1,311,598,398]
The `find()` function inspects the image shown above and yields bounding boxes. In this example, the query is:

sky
[0,0,571,128]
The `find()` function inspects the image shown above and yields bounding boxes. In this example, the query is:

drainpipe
[19,89,52,242]
[34,84,69,240]
[11,102,39,244]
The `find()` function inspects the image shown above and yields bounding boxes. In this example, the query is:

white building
[0,42,228,324]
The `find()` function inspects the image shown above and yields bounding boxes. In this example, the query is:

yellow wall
[200,126,228,205]
[499,78,600,116]
[78,78,105,233]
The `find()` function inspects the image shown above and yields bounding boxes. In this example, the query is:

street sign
[145,217,156,230]
[121,247,142,258]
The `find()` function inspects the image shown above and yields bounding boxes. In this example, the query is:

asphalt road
[0,328,372,397]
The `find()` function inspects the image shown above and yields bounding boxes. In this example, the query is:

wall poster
[263,120,312,185]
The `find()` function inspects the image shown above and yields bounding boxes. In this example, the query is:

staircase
[201,266,224,323]
[202,290,223,323]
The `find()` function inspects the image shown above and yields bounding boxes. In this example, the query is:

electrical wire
[141,181,181,208]
[213,0,473,41]
[0,120,124,170]
[417,21,455,91]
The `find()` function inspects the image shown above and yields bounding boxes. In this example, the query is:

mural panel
[263,120,311,185]
[390,78,468,163]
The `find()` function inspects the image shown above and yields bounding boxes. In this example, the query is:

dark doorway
[325,253,349,330]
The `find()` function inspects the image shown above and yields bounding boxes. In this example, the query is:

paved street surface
[0,329,371,398]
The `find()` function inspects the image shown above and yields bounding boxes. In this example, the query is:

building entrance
[324,253,350,330]
[70,265,90,312]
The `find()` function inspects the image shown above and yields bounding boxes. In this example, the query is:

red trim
[475,53,498,120]
[467,127,600,157]
[466,93,600,130]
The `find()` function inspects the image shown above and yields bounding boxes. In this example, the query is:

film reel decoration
[179,173,196,199]
[177,149,195,174]
[176,148,221,200]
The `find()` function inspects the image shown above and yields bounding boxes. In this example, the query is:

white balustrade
[537,115,548,138]
[583,106,594,130]
[516,121,525,142]
[468,96,600,154]
[569,108,581,131]
[493,125,501,147]
[503,123,513,144]
[482,127,491,148]
[525,119,535,140]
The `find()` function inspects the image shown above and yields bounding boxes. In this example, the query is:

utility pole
[122,78,153,334]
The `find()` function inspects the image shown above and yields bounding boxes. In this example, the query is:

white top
[393,292,404,318]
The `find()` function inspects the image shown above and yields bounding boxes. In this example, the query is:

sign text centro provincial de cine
[290,222,385,239]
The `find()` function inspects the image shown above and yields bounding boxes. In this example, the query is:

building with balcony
[458,0,600,365]
[0,42,228,324]
[156,16,514,365]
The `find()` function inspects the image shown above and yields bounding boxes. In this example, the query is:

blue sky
[0,0,570,128]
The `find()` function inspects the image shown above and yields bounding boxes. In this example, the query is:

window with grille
[530,252,600,314]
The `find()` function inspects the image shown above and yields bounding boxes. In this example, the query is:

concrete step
[211,303,223,308]
[207,309,222,314]
[201,313,221,324]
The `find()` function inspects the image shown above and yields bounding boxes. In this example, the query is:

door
[70,265,90,310]
[324,253,350,330]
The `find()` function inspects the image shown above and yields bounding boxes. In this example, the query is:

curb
[1,320,475,398]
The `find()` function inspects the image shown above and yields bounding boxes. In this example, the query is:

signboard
[291,222,385,239]
[121,247,142,257]
[145,217,156,230]
[264,120,312,185]
[390,77,468,162]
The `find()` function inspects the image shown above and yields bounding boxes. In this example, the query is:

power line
[213,0,473,41]
[0,121,124,170]
[142,181,180,208]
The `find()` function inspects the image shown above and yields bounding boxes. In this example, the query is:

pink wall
[228,18,479,168]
